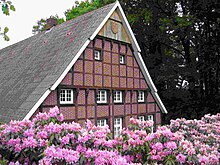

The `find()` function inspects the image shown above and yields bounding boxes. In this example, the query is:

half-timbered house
[0,2,167,136]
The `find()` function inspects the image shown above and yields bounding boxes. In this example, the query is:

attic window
[60,89,74,104]
[94,49,102,60]
[119,54,125,64]
[138,91,145,102]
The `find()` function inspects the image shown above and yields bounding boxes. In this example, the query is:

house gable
[40,5,166,129]
[98,9,131,43]
[41,37,162,129]
[26,1,167,122]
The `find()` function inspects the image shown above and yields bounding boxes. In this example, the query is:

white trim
[97,90,107,103]
[119,54,125,64]
[51,39,91,90]
[114,91,123,103]
[154,93,167,114]
[138,116,145,122]
[116,2,141,52]
[97,119,107,127]
[115,3,167,113]
[94,50,101,60]
[136,52,157,92]
[114,117,122,138]
[147,114,154,133]
[60,89,74,104]
[23,89,51,120]
[23,39,91,120]
[138,91,145,102]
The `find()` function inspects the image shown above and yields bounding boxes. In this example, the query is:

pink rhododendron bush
[0,107,219,165]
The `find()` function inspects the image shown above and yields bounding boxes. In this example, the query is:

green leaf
[4,34,10,41]
[2,4,9,15]
[10,5,15,11]
[4,27,9,33]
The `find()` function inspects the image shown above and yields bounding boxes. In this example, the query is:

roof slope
[0,2,116,123]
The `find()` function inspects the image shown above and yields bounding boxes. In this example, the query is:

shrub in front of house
[0,107,219,165]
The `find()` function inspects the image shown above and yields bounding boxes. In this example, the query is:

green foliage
[120,0,220,123]
[0,0,15,41]
[65,0,98,21]
[127,14,138,25]
[32,0,115,33]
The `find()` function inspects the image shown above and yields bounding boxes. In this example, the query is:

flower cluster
[0,107,219,165]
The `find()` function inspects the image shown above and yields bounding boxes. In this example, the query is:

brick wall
[38,36,162,132]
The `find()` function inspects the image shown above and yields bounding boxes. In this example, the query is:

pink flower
[176,153,186,163]
[76,144,87,153]
[48,106,59,117]
[61,136,70,145]
[37,131,48,139]
[24,129,35,137]
[198,155,209,164]
[22,137,37,148]
[57,114,64,121]
[38,139,48,147]
[164,141,177,150]
[7,138,20,146]
[9,161,21,165]
[151,155,162,161]
[151,142,163,151]
[14,144,22,152]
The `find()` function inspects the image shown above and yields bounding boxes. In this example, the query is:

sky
[0,0,77,49]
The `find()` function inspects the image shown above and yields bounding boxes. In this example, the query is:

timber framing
[0,1,167,133]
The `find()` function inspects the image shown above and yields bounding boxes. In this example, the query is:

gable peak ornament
[111,21,118,34]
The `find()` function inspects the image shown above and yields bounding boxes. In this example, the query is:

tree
[0,0,15,41]
[120,0,220,123]
[32,0,115,34]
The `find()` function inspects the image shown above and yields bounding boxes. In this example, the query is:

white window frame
[60,89,74,104]
[147,115,154,133]
[114,91,123,103]
[97,119,107,127]
[114,118,122,138]
[97,90,107,103]
[138,116,145,122]
[94,50,101,60]
[119,54,125,64]
[138,91,145,102]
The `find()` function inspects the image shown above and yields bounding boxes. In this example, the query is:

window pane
[114,118,122,138]
[114,91,122,103]
[138,116,145,122]
[97,90,107,103]
[138,91,144,102]
[60,89,73,104]
[94,50,101,60]
[120,55,125,64]
[97,119,107,127]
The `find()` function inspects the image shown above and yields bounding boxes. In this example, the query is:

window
[114,91,123,103]
[60,89,74,104]
[97,90,107,103]
[138,91,145,102]
[119,55,125,64]
[138,116,145,122]
[94,50,102,60]
[97,119,107,127]
[147,115,154,133]
[114,118,122,138]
